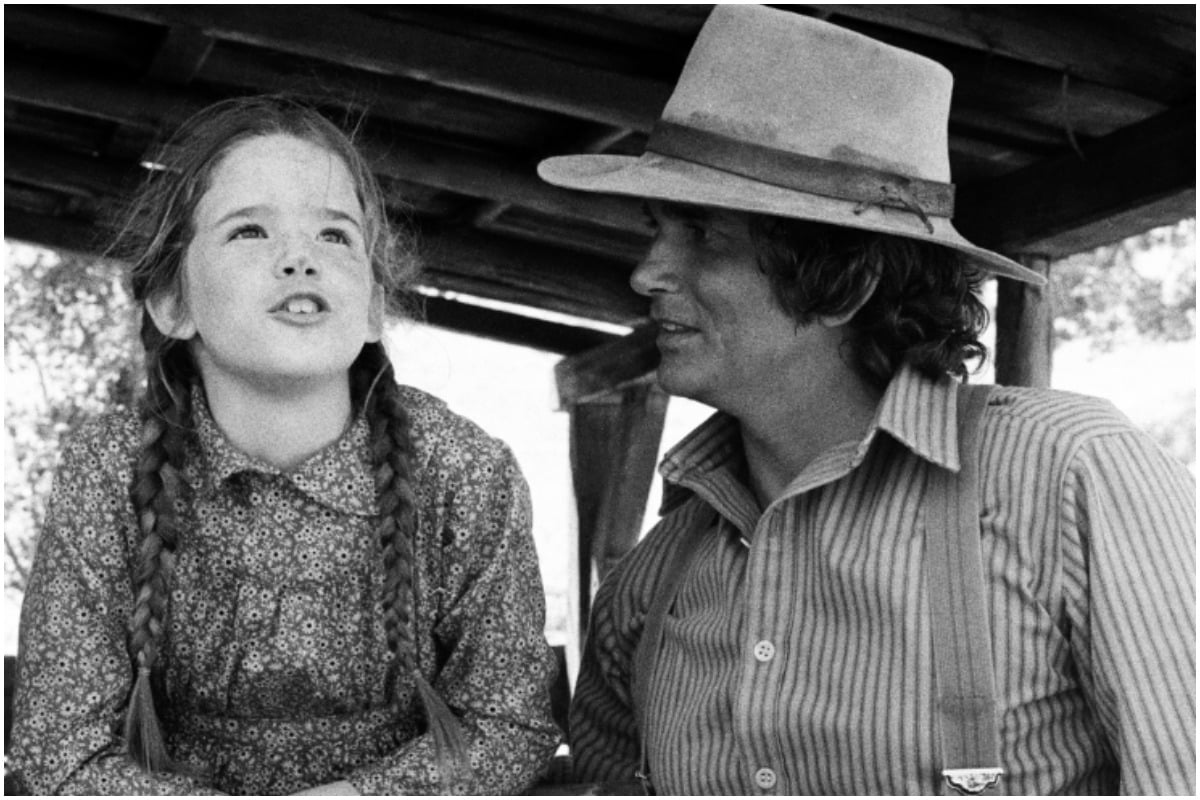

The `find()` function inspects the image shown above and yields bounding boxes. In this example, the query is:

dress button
[754,767,777,789]
[753,639,776,662]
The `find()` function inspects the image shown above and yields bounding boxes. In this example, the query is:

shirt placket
[732,496,796,795]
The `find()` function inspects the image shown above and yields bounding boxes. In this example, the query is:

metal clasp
[942,768,1004,795]
[634,767,654,795]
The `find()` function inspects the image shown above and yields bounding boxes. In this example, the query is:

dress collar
[188,386,378,517]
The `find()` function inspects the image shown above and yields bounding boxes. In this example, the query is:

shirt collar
[658,363,961,514]
[188,387,378,517]
[870,362,960,472]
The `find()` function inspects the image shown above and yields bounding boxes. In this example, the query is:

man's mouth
[654,317,698,334]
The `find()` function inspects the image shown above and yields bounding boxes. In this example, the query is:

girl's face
[150,134,383,397]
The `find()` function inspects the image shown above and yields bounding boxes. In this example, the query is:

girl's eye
[319,229,351,246]
[229,224,266,241]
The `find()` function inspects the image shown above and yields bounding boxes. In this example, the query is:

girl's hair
[115,96,466,784]
[748,216,990,390]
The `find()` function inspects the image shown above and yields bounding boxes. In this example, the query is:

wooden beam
[422,228,646,325]
[957,105,1196,257]
[993,255,1053,388]
[77,4,674,131]
[5,139,145,199]
[6,60,649,236]
[146,25,215,84]
[564,381,668,651]
[197,41,561,148]
[804,5,1192,105]
[555,325,660,407]
[413,295,617,356]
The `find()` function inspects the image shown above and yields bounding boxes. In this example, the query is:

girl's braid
[354,342,469,786]
[124,330,195,774]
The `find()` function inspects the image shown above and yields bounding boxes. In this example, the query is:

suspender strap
[927,382,1004,795]
[631,508,714,794]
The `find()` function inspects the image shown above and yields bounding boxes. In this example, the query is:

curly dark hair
[748,216,990,390]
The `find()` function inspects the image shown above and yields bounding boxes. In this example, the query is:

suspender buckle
[942,767,1004,795]
[634,767,654,795]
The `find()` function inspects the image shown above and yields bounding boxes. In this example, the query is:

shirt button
[755,767,777,789]
[753,639,776,662]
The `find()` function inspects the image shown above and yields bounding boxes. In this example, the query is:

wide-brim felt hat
[538,5,1044,285]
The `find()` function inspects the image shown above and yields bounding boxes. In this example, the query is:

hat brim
[538,153,1045,286]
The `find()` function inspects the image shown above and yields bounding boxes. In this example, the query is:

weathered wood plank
[77,4,674,131]
[555,325,660,406]
[565,381,668,648]
[6,60,648,235]
[414,295,616,356]
[146,25,215,85]
[957,105,1196,257]
[806,5,1192,104]
[423,228,645,325]
[994,255,1054,388]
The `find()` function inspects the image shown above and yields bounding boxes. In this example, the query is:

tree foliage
[4,245,140,595]
[1052,219,1196,351]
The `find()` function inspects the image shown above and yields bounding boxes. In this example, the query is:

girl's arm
[8,417,209,795]
[344,435,561,794]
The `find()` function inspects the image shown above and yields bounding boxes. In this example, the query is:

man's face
[631,201,839,414]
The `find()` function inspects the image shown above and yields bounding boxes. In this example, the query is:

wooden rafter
[958,104,1197,257]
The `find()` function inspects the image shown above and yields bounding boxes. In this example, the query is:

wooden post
[556,327,664,658]
[994,254,1054,388]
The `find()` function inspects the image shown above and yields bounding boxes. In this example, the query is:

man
[538,5,1194,795]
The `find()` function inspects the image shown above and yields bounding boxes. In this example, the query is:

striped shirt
[569,365,1195,795]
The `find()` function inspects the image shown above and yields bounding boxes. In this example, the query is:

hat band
[647,121,956,224]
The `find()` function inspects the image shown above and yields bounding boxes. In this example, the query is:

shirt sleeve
[345,438,562,795]
[8,421,211,795]
[1061,429,1196,795]
[566,568,643,784]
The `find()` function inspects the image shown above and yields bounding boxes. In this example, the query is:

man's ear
[819,269,882,328]
[146,291,197,340]
[366,283,385,343]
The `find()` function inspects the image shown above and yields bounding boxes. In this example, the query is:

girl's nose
[629,237,677,296]
[275,236,318,278]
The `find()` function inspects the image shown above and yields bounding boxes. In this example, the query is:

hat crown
[664,6,953,182]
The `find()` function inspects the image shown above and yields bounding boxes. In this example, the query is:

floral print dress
[9,385,561,794]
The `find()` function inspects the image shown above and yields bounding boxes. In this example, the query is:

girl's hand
[291,780,360,795]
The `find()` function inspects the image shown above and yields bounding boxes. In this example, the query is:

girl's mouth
[269,293,329,315]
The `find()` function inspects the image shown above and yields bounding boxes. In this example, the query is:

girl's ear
[366,283,385,343]
[146,291,198,340]
[819,269,882,328]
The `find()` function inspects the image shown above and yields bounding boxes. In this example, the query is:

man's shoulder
[985,384,1138,441]
[601,495,712,604]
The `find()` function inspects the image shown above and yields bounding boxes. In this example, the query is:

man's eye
[320,229,350,245]
[229,225,266,241]
[684,222,710,243]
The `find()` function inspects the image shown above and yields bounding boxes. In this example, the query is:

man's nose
[629,237,677,296]
[275,235,318,278]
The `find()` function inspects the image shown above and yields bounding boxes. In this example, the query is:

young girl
[9,97,561,795]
